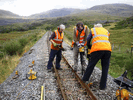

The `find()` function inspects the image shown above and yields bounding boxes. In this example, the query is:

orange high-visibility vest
[90,27,112,53]
[51,30,64,50]
[75,25,87,46]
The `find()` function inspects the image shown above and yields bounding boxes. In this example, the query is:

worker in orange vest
[73,21,89,74]
[82,23,112,90]
[47,24,65,72]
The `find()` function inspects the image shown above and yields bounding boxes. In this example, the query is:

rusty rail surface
[62,55,98,100]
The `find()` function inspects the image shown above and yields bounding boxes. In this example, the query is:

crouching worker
[47,24,65,72]
[82,23,112,90]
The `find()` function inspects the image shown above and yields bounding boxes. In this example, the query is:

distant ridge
[0,3,133,18]
[0,9,20,18]
[29,3,133,18]
[29,8,84,18]
[88,3,133,16]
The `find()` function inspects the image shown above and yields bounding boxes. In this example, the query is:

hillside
[0,9,20,18]
[88,3,133,17]
[29,8,84,18]
[29,3,133,18]
[0,3,133,19]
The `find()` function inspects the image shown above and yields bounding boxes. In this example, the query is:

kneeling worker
[47,24,65,72]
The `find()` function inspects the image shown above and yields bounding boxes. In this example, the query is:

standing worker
[47,24,65,72]
[82,23,112,90]
[73,21,89,73]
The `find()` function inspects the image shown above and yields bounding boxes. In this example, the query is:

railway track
[1,31,128,100]
[47,31,97,100]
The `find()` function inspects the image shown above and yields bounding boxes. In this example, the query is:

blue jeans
[47,49,62,69]
[82,51,111,89]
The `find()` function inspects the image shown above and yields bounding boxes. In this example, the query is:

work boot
[56,68,63,70]
[81,79,86,83]
[47,69,52,72]
[99,86,107,90]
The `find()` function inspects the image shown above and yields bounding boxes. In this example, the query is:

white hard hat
[96,23,102,27]
[60,24,65,30]
[94,23,102,27]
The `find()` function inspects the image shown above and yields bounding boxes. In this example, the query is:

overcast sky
[0,0,133,16]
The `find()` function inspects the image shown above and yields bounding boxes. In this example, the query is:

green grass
[0,24,46,83]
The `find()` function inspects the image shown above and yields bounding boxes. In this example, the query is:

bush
[0,52,4,58]
[19,38,28,47]
[111,16,133,30]
[3,40,22,56]
[125,57,133,80]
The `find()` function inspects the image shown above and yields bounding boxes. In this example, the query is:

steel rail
[52,63,68,100]
[62,54,98,100]
[47,31,68,100]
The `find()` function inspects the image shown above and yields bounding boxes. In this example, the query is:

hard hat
[60,24,65,30]
[94,23,102,27]
[96,23,102,27]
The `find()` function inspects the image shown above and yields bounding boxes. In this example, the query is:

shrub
[111,16,133,30]
[0,52,4,59]
[125,57,133,80]
[3,40,22,56]
[19,38,28,47]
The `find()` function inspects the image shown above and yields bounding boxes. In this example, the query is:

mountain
[29,3,133,18]
[29,8,84,18]
[0,9,20,18]
[87,3,133,17]
[0,3,133,19]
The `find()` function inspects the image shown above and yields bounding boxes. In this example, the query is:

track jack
[26,69,37,80]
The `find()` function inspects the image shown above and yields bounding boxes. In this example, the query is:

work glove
[77,43,82,48]
[61,47,66,51]
[76,42,81,48]
[80,43,84,47]
[53,42,57,47]
[70,47,73,50]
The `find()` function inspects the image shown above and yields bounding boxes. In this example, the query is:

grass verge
[0,29,46,83]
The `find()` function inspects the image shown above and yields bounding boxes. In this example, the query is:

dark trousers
[82,51,111,89]
[47,49,62,69]
[80,52,85,65]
